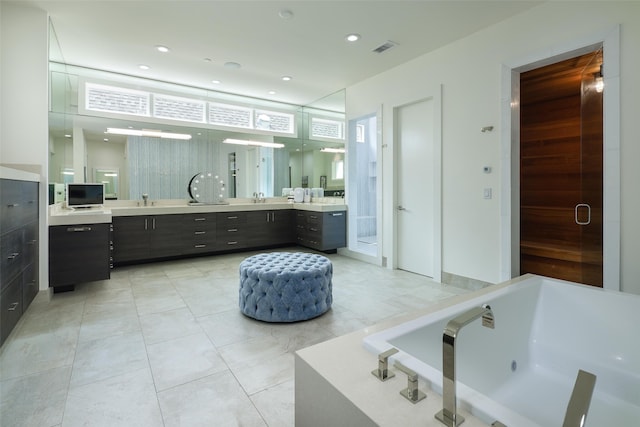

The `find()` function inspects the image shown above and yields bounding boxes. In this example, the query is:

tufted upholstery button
[238,252,333,322]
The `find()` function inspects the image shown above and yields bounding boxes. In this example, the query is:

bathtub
[363,274,640,426]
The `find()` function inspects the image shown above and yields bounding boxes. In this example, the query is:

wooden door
[519,50,603,286]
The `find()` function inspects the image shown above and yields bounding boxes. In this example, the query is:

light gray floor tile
[63,367,163,427]
[69,330,148,387]
[139,306,203,345]
[146,332,226,392]
[157,370,267,427]
[0,366,71,427]
[250,379,295,427]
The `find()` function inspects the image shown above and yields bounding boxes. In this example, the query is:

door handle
[575,203,591,225]
[397,205,406,211]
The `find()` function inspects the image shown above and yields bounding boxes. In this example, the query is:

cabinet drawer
[185,213,216,229]
[22,263,38,308]
[217,212,246,226]
[0,180,38,234]
[1,274,23,346]
[1,228,24,287]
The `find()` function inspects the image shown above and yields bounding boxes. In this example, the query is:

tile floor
[0,248,469,427]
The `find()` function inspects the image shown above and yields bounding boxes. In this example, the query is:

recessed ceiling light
[103,138,109,142]
[268,90,276,95]
[224,62,241,70]
[345,33,360,42]
[211,79,221,84]
[64,134,72,138]
[203,58,212,63]
[278,9,294,19]
[156,45,170,53]
[138,64,150,70]
[281,76,292,81]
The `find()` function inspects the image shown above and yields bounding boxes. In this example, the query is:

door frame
[500,26,620,290]
[392,86,442,282]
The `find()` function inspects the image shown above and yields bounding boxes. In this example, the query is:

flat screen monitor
[66,183,105,208]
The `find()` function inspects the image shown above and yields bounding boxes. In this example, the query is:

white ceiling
[28,0,542,107]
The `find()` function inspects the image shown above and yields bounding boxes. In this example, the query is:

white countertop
[48,198,346,226]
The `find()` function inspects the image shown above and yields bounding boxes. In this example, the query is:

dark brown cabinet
[1,178,39,347]
[111,215,187,263]
[110,208,344,265]
[295,210,347,252]
[246,210,295,247]
[216,212,249,251]
[183,213,217,255]
[49,223,111,291]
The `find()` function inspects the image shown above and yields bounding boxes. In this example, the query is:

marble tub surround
[0,249,467,427]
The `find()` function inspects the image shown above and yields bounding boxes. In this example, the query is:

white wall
[347,2,640,294]
[1,2,50,290]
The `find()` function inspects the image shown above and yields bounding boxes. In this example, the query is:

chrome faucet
[436,304,495,427]
[259,192,265,203]
[562,369,597,427]
[142,193,149,206]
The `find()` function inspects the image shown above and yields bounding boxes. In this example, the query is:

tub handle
[575,203,591,225]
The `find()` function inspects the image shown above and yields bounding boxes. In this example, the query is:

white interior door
[396,98,436,278]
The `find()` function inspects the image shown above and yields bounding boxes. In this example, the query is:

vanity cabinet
[183,213,217,254]
[49,223,111,292]
[1,178,39,347]
[216,212,249,251]
[111,215,187,263]
[246,209,295,247]
[295,210,347,252]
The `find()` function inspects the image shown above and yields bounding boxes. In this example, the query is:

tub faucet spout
[436,304,494,427]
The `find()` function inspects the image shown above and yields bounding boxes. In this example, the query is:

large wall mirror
[47,61,345,202]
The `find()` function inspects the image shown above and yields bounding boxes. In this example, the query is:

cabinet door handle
[266,212,270,222]
[195,231,206,235]
[27,239,37,245]
[195,244,207,248]
[152,218,156,229]
[575,203,591,226]
[227,228,238,232]
[8,302,19,311]
[144,218,148,230]
[7,203,19,207]
[194,218,207,221]
[227,216,238,219]
[331,212,343,217]
[271,212,275,222]
[67,226,92,232]
[227,241,238,245]
[309,215,318,219]
[310,227,319,232]
[7,252,19,260]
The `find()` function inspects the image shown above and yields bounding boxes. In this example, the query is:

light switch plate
[483,188,492,199]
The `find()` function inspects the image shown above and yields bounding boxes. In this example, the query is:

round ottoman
[239,252,333,322]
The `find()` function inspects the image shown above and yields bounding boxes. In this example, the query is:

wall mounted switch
[484,188,492,199]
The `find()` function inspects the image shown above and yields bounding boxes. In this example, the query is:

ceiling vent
[372,40,397,54]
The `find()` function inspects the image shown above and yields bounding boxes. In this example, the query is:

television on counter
[66,183,105,208]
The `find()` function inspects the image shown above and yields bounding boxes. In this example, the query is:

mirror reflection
[48,66,346,202]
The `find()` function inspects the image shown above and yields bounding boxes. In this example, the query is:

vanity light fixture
[106,127,192,140]
[223,138,284,149]
[320,147,346,153]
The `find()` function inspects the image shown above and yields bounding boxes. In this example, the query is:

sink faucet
[435,304,494,427]
[142,193,149,207]
[259,192,265,203]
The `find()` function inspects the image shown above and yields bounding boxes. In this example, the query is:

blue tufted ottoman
[239,252,333,322]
